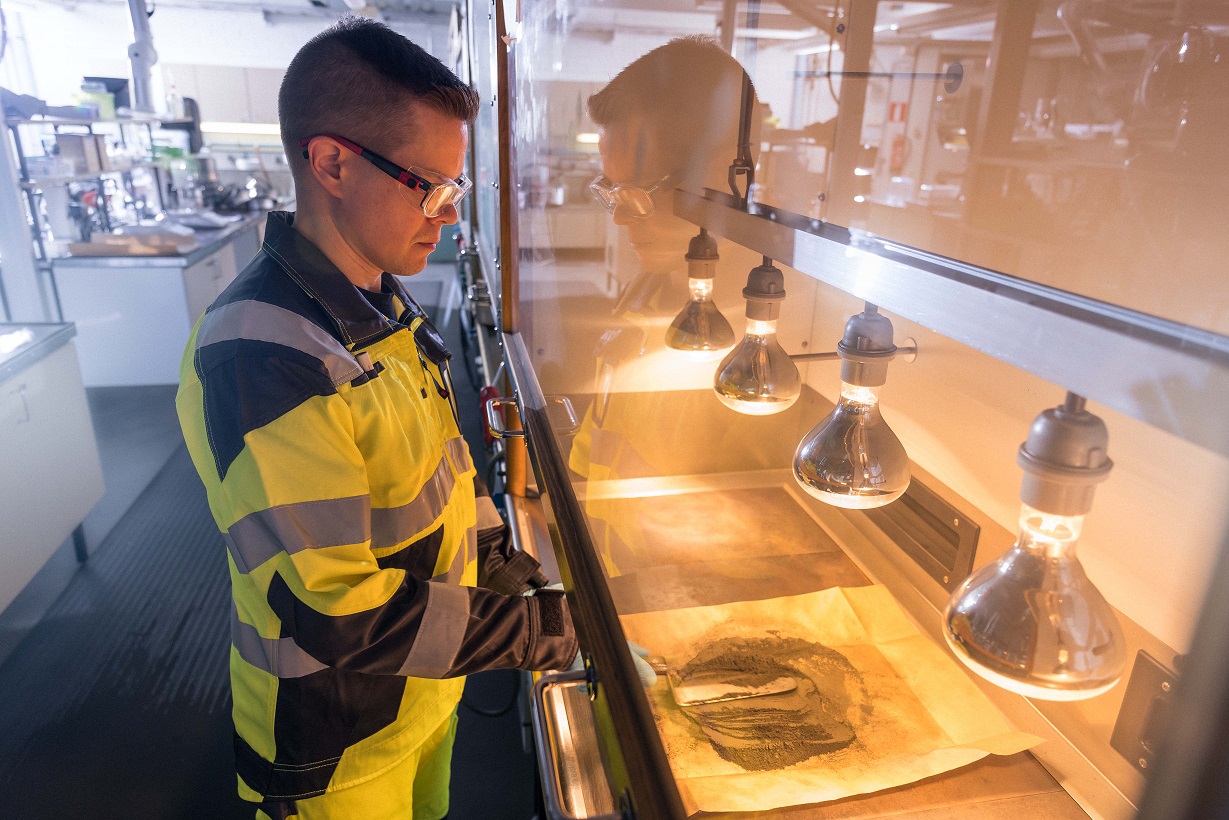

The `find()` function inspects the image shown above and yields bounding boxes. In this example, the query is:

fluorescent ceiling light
[200,122,281,135]
[794,43,836,55]
[736,25,818,41]
[928,20,996,40]
[575,132,600,144]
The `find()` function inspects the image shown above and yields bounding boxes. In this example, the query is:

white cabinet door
[54,264,195,387]
[0,342,105,612]
[55,230,254,387]
[182,243,239,324]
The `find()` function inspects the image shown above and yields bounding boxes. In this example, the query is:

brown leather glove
[475,494,549,595]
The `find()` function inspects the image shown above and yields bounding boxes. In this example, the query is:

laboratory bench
[49,211,264,386]
[0,322,104,612]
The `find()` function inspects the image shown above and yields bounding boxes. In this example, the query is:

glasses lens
[589,177,617,211]
[612,189,654,218]
[420,183,470,218]
[421,187,448,218]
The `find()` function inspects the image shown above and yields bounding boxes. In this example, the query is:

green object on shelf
[77,87,116,120]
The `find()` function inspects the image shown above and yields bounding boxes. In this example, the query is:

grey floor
[0,262,538,818]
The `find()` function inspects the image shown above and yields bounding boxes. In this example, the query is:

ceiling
[33,0,460,24]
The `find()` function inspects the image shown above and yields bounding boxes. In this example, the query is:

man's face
[337,103,468,277]
[598,121,701,276]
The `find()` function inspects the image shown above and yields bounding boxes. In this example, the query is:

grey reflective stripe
[431,528,474,585]
[225,496,371,573]
[445,436,474,475]
[371,455,456,550]
[398,583,471,677]
[198,300,363,387]
[231,605,328,679]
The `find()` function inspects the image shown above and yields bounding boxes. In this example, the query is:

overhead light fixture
[666,229,736,360]
[734,25,820,41]
[943,393,1126,701]
[713,258,801,414]
[792,304,910,509]
[199,122,281,136]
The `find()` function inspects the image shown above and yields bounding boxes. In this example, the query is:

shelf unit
[5,116,170,273]
[19,160,163,189]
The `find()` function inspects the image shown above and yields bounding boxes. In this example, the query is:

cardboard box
[54,134,109,175]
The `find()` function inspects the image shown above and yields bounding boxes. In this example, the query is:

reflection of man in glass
[675,636,869,772]
[588,36,758,283]
[566,39,765,577]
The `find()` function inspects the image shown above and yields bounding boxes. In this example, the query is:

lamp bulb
[665,277,735,359]
[713,317,800,415]
[942,504,1126,700]
[792,382,909,508]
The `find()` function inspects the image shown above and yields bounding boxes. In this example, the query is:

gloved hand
[569,640,658,688]
[476,495,548,595]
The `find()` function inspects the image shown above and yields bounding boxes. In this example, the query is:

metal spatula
[645,656,797,707]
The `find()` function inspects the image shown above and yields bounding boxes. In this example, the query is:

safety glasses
[588,173,671,219]
[298,133,472,218]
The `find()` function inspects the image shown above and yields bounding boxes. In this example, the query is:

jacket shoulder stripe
[199,299,362,387]
[397,583,470,678]
[225,495,371,573]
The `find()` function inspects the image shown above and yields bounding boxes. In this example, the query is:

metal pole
[494,0,519,335]
[825,0,879,228]
[126,0,158,113]
[727,74,756,207]
[719,0,737,53]
[963,0,1038,238]
[0,125,48,321]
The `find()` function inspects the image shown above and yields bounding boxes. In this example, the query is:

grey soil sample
[676,636,863,771]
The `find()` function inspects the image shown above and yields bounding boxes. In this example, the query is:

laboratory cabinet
[462,0,1229,817]
[50,216,260,386]
[0,324,104,613]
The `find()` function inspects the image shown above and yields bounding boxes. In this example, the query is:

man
[567,38,764,495]
[588,36,757,281]
[176,18,577,820]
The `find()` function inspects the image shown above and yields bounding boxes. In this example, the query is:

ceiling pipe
[126,0,157,113]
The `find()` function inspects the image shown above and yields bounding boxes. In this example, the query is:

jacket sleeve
[210,358,577,678]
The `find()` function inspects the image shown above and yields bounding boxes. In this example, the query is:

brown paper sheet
[619,585,1041,814]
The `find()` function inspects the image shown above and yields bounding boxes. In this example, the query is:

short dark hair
[279,16,478,166]
[588,36,756,183]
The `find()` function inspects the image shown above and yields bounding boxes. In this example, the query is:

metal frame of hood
[483,0,687,815]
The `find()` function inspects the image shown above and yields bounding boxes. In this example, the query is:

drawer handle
[531,670,622,820]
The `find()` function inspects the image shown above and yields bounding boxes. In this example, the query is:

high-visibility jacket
[176,211,577,805]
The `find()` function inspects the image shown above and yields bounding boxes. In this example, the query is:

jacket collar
[261,210,395,347]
